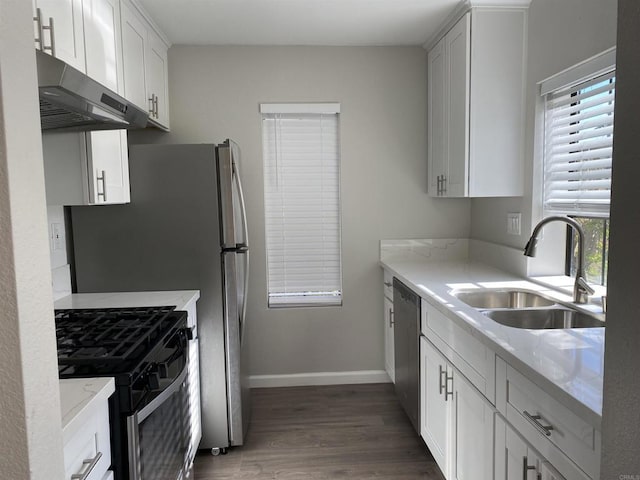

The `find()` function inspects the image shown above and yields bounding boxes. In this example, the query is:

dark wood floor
[193,383,445,479]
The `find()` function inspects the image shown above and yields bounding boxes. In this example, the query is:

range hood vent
[36,50,148,132]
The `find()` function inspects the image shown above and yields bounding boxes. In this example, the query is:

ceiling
[137,0,461,46]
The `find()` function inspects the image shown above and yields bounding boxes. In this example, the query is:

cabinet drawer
[421,299,495,403]
[383,270,393,300]
[63,401,111,480]
[505,365,600,479]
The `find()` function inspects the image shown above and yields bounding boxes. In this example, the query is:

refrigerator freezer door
[217,141,249,250]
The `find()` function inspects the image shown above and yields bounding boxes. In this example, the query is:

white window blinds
[543,70,615,217]
[261,104,342,307]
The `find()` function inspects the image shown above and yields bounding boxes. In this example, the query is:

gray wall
[130,46,470,378]
[600,0,640,475]
[469,0,618,250]
[0,0,65,477]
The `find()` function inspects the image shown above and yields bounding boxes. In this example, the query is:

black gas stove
[55,306,191,480]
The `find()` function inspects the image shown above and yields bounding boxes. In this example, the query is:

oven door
[126,346,191,480]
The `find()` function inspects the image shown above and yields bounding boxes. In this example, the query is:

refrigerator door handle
[231,144,250,249]
[238,249,249,344]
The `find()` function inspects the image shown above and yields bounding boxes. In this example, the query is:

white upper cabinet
[33,0,86,72]
[120,1,148,109]
[427,6,528,197]
[121,0,170,130]
[146,29,170,128]
[42,130,130,205]
[82,0,124,93]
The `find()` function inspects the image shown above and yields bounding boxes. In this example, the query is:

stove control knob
[184,327,194,341]
[147,371,160,390]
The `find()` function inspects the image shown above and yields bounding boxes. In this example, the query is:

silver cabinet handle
[148,93,155,116]
[71,451,102,480]
[34,8,43,50]
[445,371,453,401]
[42,14,55,56]
[522,456,536,480]
[153,94,159,118]
[388,308,394,327]
[97,170,107,202]
[441,175,447,195]
[523,410,554,437]
[438,365,445,395]
[436,175,441,195]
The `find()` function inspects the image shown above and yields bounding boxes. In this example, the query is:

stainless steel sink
[483,308,604,329]
[452,289,556,309]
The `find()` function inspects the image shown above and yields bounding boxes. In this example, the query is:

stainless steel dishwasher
[393,278,420,433]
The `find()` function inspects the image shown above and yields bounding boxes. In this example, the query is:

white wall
[129,46,470,379]
[600,0,640,475]
[0,0,65,477]
[469,0,617,252]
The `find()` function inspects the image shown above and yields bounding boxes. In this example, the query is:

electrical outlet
[51,222,64,251]
[507,213,521,236]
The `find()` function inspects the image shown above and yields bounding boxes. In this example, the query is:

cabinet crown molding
[423,0,531,51]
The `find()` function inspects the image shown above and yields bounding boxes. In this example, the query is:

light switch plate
[507,213,521,236]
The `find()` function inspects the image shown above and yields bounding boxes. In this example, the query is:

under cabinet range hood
[36,50,148,132]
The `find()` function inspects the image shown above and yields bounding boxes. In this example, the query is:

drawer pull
[388,308,394,327]
[523,410,554,437]
[438,365,445,395]
[71,451,102,480]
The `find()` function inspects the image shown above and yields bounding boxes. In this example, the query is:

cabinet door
[120,2,149,111]
[384,297,395,383]
[444,12,470,197]
[86,130,130,204]
[452,370,494,480]
[540,462,566,480]
[428,36,447,197]
[82,0,123,93]
[146,29,170,129]
[420,337,451,476]
[34,0,85,72]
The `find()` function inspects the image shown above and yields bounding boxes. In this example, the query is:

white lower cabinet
[496,414,574,480]
[420,336,494,480]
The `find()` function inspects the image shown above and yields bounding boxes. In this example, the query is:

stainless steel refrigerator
[70,140,250,452]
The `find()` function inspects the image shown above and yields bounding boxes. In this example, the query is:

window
[541,48,615,286]
[261,103,342,307]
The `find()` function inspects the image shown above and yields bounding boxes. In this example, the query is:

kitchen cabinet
[60,378,114,480]
[33,0,125,95]
[82,0,124,93]
[420,336,494,480]
[121,0,170,130]
[33,0,86,72]
[427,6,528,197]
[383,270,394,382]
[42,130,130,205]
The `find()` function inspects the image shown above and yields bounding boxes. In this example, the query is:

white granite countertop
[59,377,115,439]
[55,290,200,312]
[381,256,605,428]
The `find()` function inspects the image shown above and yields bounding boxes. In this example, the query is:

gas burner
[55,306,181,377]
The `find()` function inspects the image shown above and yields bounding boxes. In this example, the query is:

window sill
[529,275,606,310]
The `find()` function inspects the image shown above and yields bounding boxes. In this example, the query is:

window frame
[538,48,616,287]
[260,103,343,308]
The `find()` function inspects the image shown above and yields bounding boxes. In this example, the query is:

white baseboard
[249,370,391,389]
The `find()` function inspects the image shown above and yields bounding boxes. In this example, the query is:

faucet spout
[524,215,594,304]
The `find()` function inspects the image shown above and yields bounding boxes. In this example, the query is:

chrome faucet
[523,216,595,304]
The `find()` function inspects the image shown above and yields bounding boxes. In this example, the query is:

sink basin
[452,289,556,309]
[484,308,604,329]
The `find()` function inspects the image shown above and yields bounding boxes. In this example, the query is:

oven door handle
[136,351,189,423]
